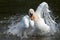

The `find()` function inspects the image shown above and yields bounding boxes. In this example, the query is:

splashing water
[6,15,30,38]
[4,2,59,39]
[4,15,34,39]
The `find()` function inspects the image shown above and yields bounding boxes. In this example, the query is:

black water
[0,0,60,40]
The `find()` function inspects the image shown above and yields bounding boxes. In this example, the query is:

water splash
[3,15,30,39]
[4,2,59,39]
[4,15,34,40]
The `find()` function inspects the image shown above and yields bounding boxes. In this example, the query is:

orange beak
[30,15,34,20]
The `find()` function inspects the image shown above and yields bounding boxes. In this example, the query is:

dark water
[0,0,60,40]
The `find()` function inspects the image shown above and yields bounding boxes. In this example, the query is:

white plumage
[6,2,58,37]
[29,2,58,35]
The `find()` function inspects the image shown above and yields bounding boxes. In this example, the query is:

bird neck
[33,13,40,22]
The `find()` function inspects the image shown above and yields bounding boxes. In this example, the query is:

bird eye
[29,13,33,17]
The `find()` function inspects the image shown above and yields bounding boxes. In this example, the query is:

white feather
[29,2,58,35]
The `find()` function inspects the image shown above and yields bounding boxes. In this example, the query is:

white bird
[29,9,50,36]
[5,2,58,37]
[28,2,58,36]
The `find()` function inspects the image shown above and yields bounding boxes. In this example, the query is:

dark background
[0,0,60,20]
[0,0,60,40]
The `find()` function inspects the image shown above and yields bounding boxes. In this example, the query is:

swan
[28,2,58,35]
[29,8,50,35]
[35,2,58,35]
[5,2,58,37]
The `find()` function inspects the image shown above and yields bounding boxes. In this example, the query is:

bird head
[29,8,39,21]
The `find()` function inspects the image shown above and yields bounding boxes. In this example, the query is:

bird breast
[34,17,50,34]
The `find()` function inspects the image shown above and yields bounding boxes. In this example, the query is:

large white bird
[28,2,58,35]
[5,2,58,37]
[29,8,50,36]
